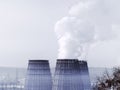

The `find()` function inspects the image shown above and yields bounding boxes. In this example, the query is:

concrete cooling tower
[53,59,84,90]
[24,60,52,90]
[53,59,91,90]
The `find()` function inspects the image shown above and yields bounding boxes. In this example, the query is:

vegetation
[93,67,120,90]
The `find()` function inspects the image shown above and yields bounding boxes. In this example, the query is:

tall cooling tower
[79,61,91,90]
[24,60,52,90]
[53,59,84,90]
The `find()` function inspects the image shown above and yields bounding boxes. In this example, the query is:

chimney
[24,60,52,90]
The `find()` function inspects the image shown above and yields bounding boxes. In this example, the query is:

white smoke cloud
[55,0,119,59]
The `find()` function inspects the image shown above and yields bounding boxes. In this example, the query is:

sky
[0,0,120,68]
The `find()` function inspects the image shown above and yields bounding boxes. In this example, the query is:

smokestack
[53,59,84,90]
[79,61,91,90]
[24,60,52,90]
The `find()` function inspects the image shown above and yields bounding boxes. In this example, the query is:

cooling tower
[24,60,52,90]
[79,61,91,90]
[53,59,84,90]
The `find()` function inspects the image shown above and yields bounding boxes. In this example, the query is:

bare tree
[94,67,120,90]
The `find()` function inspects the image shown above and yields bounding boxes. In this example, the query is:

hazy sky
[0,0,120,68]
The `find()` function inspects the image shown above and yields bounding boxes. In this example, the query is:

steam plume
[55,0,119,59]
